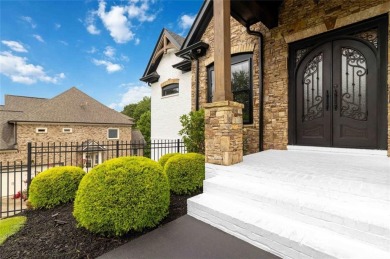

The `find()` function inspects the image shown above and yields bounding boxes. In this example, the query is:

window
[35,128,47,134]
[107,128,119,139]
[207,53,253,124]
[62,128,73,133]
[162,83,179,97]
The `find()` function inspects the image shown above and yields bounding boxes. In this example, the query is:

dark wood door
[296,39,378,148]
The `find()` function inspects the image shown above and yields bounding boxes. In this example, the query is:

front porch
[188,149,390,258]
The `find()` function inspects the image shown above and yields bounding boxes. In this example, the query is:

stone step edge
[205,166,390,202]
[188,194,390,259]
[203,180,390,251]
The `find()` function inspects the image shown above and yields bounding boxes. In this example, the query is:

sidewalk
[98,215,279,259]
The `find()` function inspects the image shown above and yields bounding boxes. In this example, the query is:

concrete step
[207,164,390,202]
[188,194,390,259]
[203,175,390,251]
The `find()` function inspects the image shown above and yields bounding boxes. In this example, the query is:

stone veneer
[0,124,132,164]
[193,0,390,156]
[204,101,243,165]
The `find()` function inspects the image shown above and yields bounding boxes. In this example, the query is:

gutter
[246,26,264,152]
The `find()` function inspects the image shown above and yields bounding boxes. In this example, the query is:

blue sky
[0,0,202,110]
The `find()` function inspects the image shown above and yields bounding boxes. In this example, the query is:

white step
[206,163,390,202]
[188,194,390,259]
[203,175,390,251]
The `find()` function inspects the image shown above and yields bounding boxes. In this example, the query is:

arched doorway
[289,16,388,150]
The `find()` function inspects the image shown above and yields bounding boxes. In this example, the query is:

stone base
[204,101,244,166]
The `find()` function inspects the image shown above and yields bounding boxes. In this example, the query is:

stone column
[204,101,243,166]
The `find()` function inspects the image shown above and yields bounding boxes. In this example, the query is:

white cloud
[59,40,69,46]
[85,11,101,35]
[20,16,36,28]
[179,14,196,30]
[87,46,98,54]
[87,24,101,35]
[127,0,156,22]
[120,54,129,62]
[104,46,115,58]
[1,41,28,53]
[93,59,122,73]
[55,23,61,30]
[109,84,151,110]
[33,34,45,43]
[134,38,140,45]
[97,1,134,44]
[85,0,156,44]
[0,51,65,85]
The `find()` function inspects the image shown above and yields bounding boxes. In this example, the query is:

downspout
[195,58,200,111]
[13,122,18,148]
[246,26,264,152]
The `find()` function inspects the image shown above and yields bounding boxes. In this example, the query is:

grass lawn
[0,216,27,244]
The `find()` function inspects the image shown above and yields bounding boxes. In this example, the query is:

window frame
[35,127,47,134]
[107,128,120,140]
[62,128,73,133]
[207,53,253,124]
[161,83,179,97]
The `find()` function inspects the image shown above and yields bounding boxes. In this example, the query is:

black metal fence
[1,139,186,218]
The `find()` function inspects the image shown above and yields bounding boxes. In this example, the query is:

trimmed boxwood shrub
[29,166,85,209]
[73,156,170,236]
[158,153,180,168]
[164,153,205,194]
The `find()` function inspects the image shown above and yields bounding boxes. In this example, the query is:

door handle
[334,85,338,111]
[326,90,329,111]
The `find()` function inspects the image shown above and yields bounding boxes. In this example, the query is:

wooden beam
[213,0,232,101]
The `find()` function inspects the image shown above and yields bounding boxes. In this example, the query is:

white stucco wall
[151,49,191,141]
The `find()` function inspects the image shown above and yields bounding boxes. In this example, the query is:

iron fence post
[27,142,32,197]
[116,141,120,158]
[177,139,180,153]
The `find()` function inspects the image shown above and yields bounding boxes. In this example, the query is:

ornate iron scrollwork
[355,29,378,49]
[296,48,309,63]
[341,48,367,121]
[303,53,323,121]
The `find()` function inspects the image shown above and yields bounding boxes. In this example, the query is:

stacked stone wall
[194,0,390,155]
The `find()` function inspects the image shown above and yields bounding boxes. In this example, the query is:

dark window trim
[207,53,253,124]
[162,83,179,97]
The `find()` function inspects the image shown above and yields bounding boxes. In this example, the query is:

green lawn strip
[0,216,27,245]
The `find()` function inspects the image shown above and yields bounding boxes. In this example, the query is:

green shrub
[164,153,205,194]
[158,153,180,168]
[73,156,170,236]
[28,166,85,209]
[179,109,205,154]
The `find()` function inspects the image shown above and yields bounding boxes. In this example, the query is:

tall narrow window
[162,83,179,97]
[207,53,253,124]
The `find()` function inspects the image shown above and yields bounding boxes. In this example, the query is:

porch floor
[189,149,390,259]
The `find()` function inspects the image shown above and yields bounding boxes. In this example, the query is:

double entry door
[296,39,378,148]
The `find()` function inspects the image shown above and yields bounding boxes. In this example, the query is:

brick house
[175,0,390,258]
[0,87,142,165]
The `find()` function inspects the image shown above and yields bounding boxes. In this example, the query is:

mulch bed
[0,191,201,259]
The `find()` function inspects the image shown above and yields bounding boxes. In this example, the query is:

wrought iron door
[296,39,378,148]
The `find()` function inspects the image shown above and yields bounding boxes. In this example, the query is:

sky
[0,0,203,111]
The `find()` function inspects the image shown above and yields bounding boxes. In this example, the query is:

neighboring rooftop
[3,87,133,125]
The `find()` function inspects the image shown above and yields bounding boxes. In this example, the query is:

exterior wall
[151,49,192,140]
[266,0,390,154]
[193,17,261,154]
[0,124,132,164]
[194,0,389,155]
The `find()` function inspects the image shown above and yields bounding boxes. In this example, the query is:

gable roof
[3,95,47,113]
[140,28,185,83]
[8,87,133,125]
